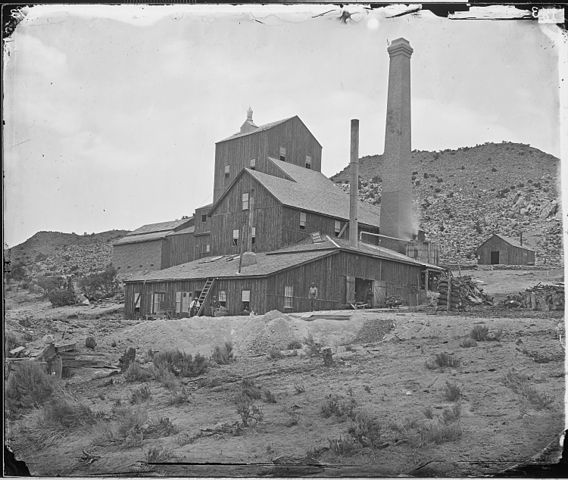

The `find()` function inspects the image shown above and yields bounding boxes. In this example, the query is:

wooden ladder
[196,278,215,316]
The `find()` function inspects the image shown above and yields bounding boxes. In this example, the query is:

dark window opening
[201,214,207,223]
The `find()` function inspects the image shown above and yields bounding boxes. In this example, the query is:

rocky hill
[332,142,562,265]
[7,230,129,279]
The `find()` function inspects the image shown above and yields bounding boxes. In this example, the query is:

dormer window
[224,165,230,178]
[242,192,249,211]
[306,155,312,169]
[250,158,256,170]
[279,146,286,161]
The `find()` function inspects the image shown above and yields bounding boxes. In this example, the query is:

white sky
[3,4,563,248]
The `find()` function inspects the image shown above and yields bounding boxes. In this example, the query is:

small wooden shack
[476,234,536,266]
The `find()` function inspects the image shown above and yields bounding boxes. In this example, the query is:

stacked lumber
[437,275,493,311]
[521,283,564,311]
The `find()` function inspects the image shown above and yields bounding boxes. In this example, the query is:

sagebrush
[6,362,54,415]
[153,350,208,377]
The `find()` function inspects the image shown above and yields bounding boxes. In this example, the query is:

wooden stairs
[196,278,215,316]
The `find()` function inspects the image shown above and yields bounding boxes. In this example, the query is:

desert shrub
[287,340,302,350]
[425,352,460,370]
[348,411,382,448]
[35,275,66,295]
[168,387,191,406]
[6,361,54,414]
[294,383,306,394]
[328,436,358,456]
[284,408,300,427]
[118,347,136,372]
[130,385,152,404]
[211,342,235,365]
[146,446,173,463]
[240,378,262,400]
[441,403,462,424]
[145,417,178,438]
[235,394,264,426]
[79,264,118,301]
[268,347,284,360]
[48,289,76,307]
[124,362,153,383]
[443,381,462,402]
[490,328,504,341]
[303,334,322,357]
[152,350,208,378]
[470,325,490,341]
[502,370,553,410]
[263,389,277,403]
[460,337,477,348]
[43,397,97,429]
[419,420,462,445]
[321,394,357,420]
[422,406,434,419]
[7,262,27,281]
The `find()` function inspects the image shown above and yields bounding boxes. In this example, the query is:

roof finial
[247,106,253,121]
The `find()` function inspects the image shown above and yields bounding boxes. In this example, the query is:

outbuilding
[476,234,536,266]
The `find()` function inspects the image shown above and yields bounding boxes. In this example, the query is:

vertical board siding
[113,240,164,274]
[213,117,322,202]
[477,236,535,265]
[210,173,282,255]
[163,233,196,268]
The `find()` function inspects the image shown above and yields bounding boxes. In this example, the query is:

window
[305,155,312,169]
[242,192,249,211]
[205,244,211,253]
[242,290,251,311]
[201,214,207,223]
[299,212,306,229]
[224,165,230,178]
[334,220,341,237]
[284,286,293,309]
[232,229,239,246]
[279,146,286,161]
[175,291,191,313]
[134,293,141,312]
[251,226,256,245]
[151,293,166,314]
[250,158,256,170]
[219,290,227,307]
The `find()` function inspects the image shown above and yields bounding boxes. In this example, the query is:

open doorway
[346,276,374,307]
[490,251,500,264]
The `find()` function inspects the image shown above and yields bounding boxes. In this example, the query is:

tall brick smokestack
[349,119,359,248]
[380,38,416,241]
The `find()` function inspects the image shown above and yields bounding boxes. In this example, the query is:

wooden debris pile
[437,275,493,311]
[518,283,564,311]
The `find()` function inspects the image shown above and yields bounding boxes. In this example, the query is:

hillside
[332,142,562,265]
[7,230,129,278]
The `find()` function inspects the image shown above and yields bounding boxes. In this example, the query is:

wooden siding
[477,236,535,265]
[194,205,212,235]
[163,232,196,268]
[281,207,380,246]
[124,249,424,318]
[113,240,164,274]
[210,173,283,255]
[125,277,267,318]
[213,117,322,201]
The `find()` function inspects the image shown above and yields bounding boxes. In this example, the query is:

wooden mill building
[476,234,536,266]
[118,108,442,318]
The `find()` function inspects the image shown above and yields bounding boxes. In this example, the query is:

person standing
[308,282,319,311]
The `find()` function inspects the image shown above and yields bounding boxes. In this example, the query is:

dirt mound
[239,311,306,355]
[352,318,396,344]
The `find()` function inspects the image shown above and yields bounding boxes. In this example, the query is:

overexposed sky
[3,4,563,247]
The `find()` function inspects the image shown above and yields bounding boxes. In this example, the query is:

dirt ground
[4,271,565,477]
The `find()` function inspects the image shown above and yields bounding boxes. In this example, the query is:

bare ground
[4,274,565,477]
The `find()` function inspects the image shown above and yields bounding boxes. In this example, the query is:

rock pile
[240,310,305,355]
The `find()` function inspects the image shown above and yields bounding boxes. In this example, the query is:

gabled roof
[478,234,535,252]
[217,117,294,143]
[270,235,443,270]
[245,158,381,227]
[167,225,195,237]
[125,249,334,283]
[114,218,193,246]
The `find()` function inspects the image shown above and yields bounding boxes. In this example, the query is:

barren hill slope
[332,142,562,265]
[8,230,129,278]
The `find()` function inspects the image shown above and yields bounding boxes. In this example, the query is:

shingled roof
[244,158,381,227]
[125,249,334,283]
[114,218,193,246]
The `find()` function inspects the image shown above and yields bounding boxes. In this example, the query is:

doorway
[490,251,500,264]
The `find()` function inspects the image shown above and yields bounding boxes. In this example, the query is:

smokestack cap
[388,37,413,57]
